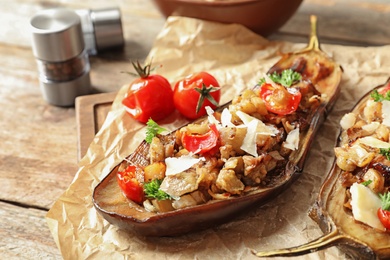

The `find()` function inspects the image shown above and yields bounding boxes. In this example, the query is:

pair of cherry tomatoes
[122,62,221,123]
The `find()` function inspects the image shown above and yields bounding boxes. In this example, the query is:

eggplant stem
[251,230,346,257]
[301,15,320,52]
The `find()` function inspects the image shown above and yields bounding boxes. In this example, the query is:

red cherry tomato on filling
[377,208,390,230]
[378,192,390,230]
[182,124,219,155]
[259,83,301,116]
[116,165,144,204]
[122,62,175,123]
[379,82,390,95]
[173,72,221,119]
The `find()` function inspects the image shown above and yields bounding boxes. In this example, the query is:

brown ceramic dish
[254,79,390,259]
[93,16,342,237]
[152,0,303,36]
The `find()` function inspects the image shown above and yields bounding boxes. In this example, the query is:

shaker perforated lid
[30,8,85,61]
[91,8,124,51]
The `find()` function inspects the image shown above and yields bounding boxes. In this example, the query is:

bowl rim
[153,0,293,7]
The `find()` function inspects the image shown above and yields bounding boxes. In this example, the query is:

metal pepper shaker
[30,8,91,107]
[76,7,124,55]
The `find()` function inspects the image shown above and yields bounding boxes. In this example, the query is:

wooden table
[1,0,389,259]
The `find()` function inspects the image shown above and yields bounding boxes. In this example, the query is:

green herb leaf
[258,69,302,87]
[144,179,171,200]
[278,69,302,86]
[379,148,390,160]
[379,192,390,211]
[370,89,390,102]
[258,78,266,86]
[145,119,166,144]
[361,180,372,186]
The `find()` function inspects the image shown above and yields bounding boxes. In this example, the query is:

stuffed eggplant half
[254,80,390,259]
[93,16,342,237]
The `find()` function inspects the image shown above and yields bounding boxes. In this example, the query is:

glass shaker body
[36,50,90,82]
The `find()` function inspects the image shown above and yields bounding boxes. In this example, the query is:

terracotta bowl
[152,0,303,36]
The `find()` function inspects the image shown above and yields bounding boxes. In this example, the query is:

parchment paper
[46,16,390,260]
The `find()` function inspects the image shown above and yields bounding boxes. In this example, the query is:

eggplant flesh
[254,79,390,259]
[92,16,343,237]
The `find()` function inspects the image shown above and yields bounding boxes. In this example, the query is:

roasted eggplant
[253,79,390,259]
[92,15,342,237]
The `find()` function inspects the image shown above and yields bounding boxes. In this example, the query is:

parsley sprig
[370,89,390,102]
[361,180,372,186]
[145,119,166,144]
[258,69,302,87]
[144,179,171,200]
[379,148,390,160]
[379,192,390,211]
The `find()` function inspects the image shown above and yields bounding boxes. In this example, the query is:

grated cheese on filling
[283,128,300,151]
[165,155,205,176]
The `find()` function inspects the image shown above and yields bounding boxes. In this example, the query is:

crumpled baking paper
[46,16,390,260]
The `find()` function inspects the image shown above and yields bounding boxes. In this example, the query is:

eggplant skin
[310,79,390,260]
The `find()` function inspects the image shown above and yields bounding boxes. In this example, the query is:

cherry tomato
[259,83,301,115]
[182,124,219,155]
[173,72,221,119]
[122,61,175,123]
[377,208,390,230]
[378,192,390,230]
[380,83,390,95]
[116,165,144,204]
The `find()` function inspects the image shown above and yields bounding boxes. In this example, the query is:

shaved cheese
[236,110,255,125]
[340,112,356,130]
[206,106,221,127]
[350,183,385,231]
[234,111,280,157]
[165,155,205,176]
[236,111,278,136]
[358,136,390,149]
[362,121,380,133]
[221,108,235,127]
[382,100,390,127]
[240,119,259,157]
[283,128,300,150]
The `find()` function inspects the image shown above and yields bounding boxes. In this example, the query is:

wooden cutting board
[75,92,117,161]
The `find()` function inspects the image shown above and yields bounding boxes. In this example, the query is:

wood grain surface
[1,0,390,259]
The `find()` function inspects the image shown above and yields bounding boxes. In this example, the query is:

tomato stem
[195,83,220,113]
[121,60,162,79]
[132,60,151,78]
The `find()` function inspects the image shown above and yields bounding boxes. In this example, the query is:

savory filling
[117,69,327,213]
[336,82,390,231]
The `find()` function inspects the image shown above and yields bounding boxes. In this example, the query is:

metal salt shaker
[30,8,91,107]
